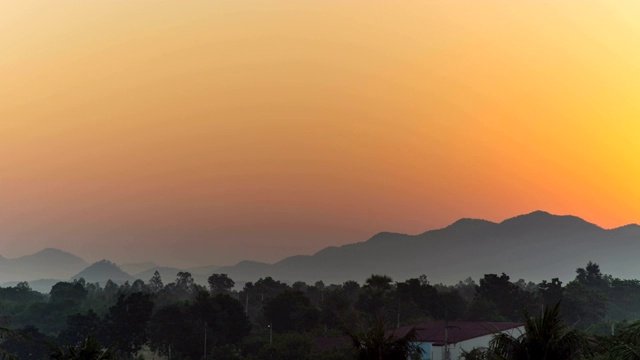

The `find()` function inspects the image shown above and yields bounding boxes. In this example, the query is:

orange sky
[2,1,640,267]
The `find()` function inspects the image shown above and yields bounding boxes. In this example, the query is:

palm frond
[489,302,586,360]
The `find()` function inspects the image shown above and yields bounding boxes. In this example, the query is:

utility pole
[204,321,207,359]
[268,323,273,360]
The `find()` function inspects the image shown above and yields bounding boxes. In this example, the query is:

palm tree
[489,302,586,360]
[50,336,116,360]
[345,314,423,360]
[606,321,640,359]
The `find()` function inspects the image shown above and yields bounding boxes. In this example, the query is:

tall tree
[50,282,88,306]
[58,310,103,347]
[575,262,607,290]
[562,282,607,328]
[210,294,252,345]
[470,273,535,322]
[103,292,154,358]
[208,274,235,295]
[129,279,147,294]
[148,271,164,293]
[538,278,563,306]
[148,304,192,359]
[263,291,319,333]
[356,275,395,317]
[364,275,393,292]
[175,272,195,292]
[240,277,290,324]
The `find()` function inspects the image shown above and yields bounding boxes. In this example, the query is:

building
[393,321,524,360]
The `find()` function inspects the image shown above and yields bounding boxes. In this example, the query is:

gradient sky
[2,1,640,267]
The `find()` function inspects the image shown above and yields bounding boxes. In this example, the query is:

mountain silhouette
[119,261,158,275]
[72,260,134,284]
[0,250,213,291]
[14,247,86,266]
[185,265,220,276]
[215,210,640,284]
[1,211,639,289]
[0,248,88,284]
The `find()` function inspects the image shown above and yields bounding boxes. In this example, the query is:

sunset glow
[2,1,640,266]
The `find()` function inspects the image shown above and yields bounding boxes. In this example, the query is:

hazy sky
[2,1,640,267]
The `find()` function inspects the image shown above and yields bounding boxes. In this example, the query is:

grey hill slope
[0,248,88,285]
[216,211,640,285]
[72,260,134,284]
[119,261,158,276]
[2,211,639,291]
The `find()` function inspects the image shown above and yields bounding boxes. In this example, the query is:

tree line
[0,261,639,359]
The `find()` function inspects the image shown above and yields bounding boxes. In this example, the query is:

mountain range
[0,248,88,285]
[214,210,640,285]
[3,211,640,293]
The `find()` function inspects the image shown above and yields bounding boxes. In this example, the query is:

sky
[2,1,640,267]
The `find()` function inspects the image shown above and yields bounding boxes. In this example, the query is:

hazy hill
[72,260,135,284]
[119,261,158,276]
[2,210,639,289]
[14,247,85,266]
[184,265,221,285]
[0,248,88,284]
[186,265,220,276]
[215,211,640,285]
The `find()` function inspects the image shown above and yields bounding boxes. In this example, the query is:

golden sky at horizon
[2,1,640,266]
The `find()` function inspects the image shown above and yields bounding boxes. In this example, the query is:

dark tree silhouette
[50,335,116,360]
[207,273,235,295]
[489,302,585,360]
[148,271,164,293]
[263,291,319,333]
[103,292,154,358]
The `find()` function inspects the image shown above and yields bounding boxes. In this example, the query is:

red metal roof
[391,321,524,345]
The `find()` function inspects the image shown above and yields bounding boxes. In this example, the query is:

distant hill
[73,260,134,284]
[15,248,85,266]
[2,210,640,289]
[185,265,221,285]
[185,265,220,276]
[214,211,640,285]
[119,262,158,275]
[0,248,88,284]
